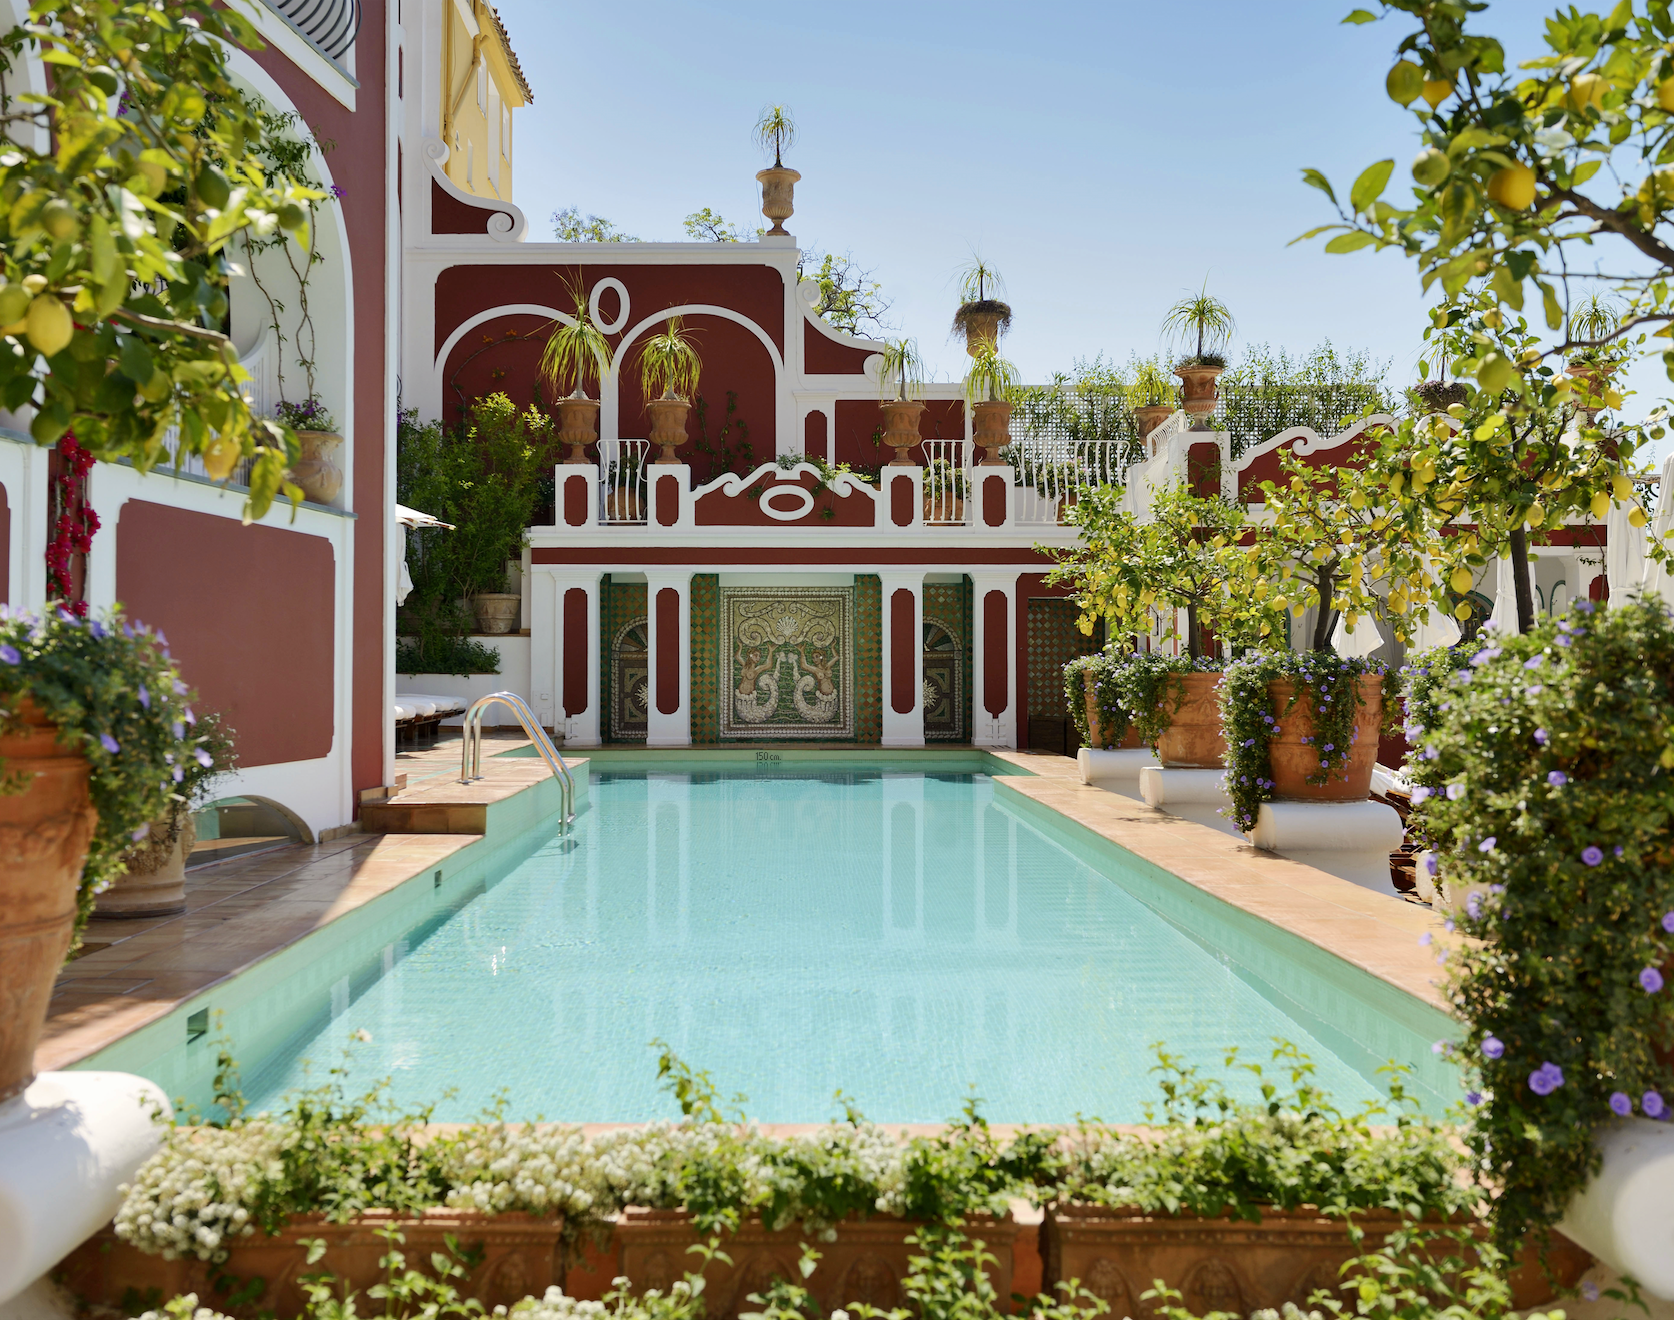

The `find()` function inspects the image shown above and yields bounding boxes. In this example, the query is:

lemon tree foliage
[1304,0,1674,385]
[0,0,320,519]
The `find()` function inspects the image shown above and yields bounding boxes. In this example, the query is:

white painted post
[880,569,925,748]
[645,569,691,746]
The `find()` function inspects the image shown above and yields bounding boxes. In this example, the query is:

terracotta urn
[0,700,98,1103]
[879,399,924,467]
[97,809,197,919]
[647,390,691,465]
[960,308,1006,356]
[1565,361,1615,423]
[556,393,600,465]
[1265,674,1384,801]
[756,166,800,236]
[470,592,520,635]
[972,399,1012,466]
[290,430,344,505]
[1134,403,1175,448]
[1084,671,1142,750]
[1156,671,1226,768]
[1174,363,1224,425]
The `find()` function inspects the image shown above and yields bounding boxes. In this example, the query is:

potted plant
[965,341,1020,466]
[0,607,203,1103]
[1162,281,1235,425]
[1048,482,1254,768]
[96,710,236,919]
[540,281,615,465]
[639,316,702,465]
[1412,333,1467,413]
[876,338,926,467]
[1063,650,1144,750]
[276,398,343,505]
[1127,357,1179,447]
[951,259,1012,357]
[754,104,799,236]
[1563,292,1627,420]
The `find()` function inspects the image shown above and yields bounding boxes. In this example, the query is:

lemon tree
[0,0,320,519]
[1300,0,1674,388]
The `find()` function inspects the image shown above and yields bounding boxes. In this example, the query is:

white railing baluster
[597,438,650,525]
[920,438,969,525]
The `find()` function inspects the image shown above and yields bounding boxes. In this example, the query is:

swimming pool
[229,763,1450,1123]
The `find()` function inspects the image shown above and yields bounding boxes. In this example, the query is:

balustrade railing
[920,438,969,525]
[1007,437,1128,525]
[598,438,650,525]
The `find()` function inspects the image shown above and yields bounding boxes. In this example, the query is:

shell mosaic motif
[719,588,854,739]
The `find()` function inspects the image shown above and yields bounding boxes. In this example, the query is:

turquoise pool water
[240,765,1438,1123]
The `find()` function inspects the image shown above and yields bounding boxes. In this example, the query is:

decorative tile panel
[719,587,855,740]
[690,574,719,744]
[855,575,881,743]
[601,577,648,743]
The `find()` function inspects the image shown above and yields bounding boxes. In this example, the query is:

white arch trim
[604,303,785,444]
[433,303,572,374]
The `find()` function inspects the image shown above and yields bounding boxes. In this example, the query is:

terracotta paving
[36,734,541,1073]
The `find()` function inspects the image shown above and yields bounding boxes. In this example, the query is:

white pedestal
[0,1072,169,1304]
[1078,747,1159,801]
[1137,765,1241,837]
[1560,1118,1674,1299]
[1248,800,1403,893]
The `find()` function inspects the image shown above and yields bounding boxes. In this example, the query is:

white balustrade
[920,438,969,526]
[598,438,650,525]
[1007,436,1128,526]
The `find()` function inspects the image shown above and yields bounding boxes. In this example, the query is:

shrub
[1414,598,1674,1251]
[396,635,502,677]
[1063,651,1133,749]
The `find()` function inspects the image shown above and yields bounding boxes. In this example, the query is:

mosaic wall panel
[690,574,719,744]
[924,581,972,743]
[600,577,648,743]
[1027,597,1103,720]
[719,587,855,740]
[855,574,881,743]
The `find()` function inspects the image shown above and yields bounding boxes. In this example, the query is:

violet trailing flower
[1582,845,1604,867]
[1609,1091,1632,1116]
[1640,967,1665,994]
[1528,1062,1565,1096]
[1481,1035,1504,1059]
[1644,1091,1666,1119]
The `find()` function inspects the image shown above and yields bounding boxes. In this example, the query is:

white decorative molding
[423,141,528,243]
[694,460,883,510]
[588,278,630,335]
[229,1,357,109]
[432,302,570,375]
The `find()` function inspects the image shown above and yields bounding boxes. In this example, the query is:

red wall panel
[655,587,679,715]
[983,590,1008,717]
[890,588,915,715]
[116,502,334,769]
[562,587,589,715]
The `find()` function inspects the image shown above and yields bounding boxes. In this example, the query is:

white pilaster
[969,571,1018,748]
[645,569,691,747]
[532,568,603,744]
[880,569,925,747]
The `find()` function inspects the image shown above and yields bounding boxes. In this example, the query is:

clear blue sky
[496,0,1669,451]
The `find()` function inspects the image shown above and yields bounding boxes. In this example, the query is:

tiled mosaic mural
[923,581,972,743]
[690,574,720,743]
[719,587,855,740]
[601,577,648,743]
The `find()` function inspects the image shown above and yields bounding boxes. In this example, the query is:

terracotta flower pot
[556,394,600,465]
[1085,671,1142,750]
[879,399,925,466]
[1173,364,1223,423]
[1266,674,1383,802]
[961,308,1006,356]
[290,430,344,505]
[647,392,691,465]
[470,592,520,635]
[59,1210,568,1319]
[972,399,1012,466]
[97,810,197,919]
[0,700,98,1103]
[1134,403,1175,448]
[755,165,800,236]
[923,495,964,523]
[1156,671,1226,768]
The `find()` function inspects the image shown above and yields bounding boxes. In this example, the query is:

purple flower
[1472,646,1502,666]
[1663,911,1674,934]
[1423,854,1439,877]
[1243,738,1254,747]
[185,707,196,724]
[1465,1091,1482,1106]
[1576,599,1595,614]
[1556,634,1572,647]
[1641,967,1665,994]
[173,679,187,696]
[137,684,150,710]
[1444,918,1456,932]
[1615,845,1625,858]
[0,644,18,665]
[1478,836,1496,852]
[1466,893,1482,919]
[1419,931,1434,946]
[1412,785,1432,803]
[1432,1040,1449,1055]
[56,608,75,624]
[1610,1091,1634,1116]
[1525,684,1543,697]
[1323,743,1334,752]
[1547,770,1567,787]
[1534,727,1549,744]
[1447,782,1466,800]
[129,822,150,843]
[1645,1090,1667,1118]
[89,620,106,640]
[1582,1283,1601,1303]
[330,182,347,200]
[155,630,168,647]
[1582,845,1605,867]
[99,733,119,754]
[1524,655,1544,670]
[1482,1035,1505,1059]
[171,721,184,739]
[194,747,213,768]
[171,765,184,783]
[1528,1062,1565,1096]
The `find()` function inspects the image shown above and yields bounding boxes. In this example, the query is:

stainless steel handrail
[458,691,575,826]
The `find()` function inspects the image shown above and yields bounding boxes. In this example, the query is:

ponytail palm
[639,316,702,400]
[540,281,613,399]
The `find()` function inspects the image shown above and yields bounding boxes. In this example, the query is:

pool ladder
[458,691,576,828]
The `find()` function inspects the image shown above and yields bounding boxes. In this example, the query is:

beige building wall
[440,0,530,201]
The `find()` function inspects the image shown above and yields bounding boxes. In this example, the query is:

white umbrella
[1330,609,1385,658]
[1607,498,1647,607]
[1484,555,1532,634]
[395,503,454,529]
[1408,553,1461,651]
[1642,458,1674,608]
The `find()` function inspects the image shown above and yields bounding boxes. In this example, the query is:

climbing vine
[1219,650,1391,834]
[45,435,98,616]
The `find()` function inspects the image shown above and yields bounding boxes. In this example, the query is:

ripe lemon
[1412,148,1451,187]
[1612,474,1634,500]
[1421,79,1454,109]
[1568,73,1607,110]
[1590,490,1611,518]
[202,436,242,481]
[1488,164,1537,210]
[1387,61,1424,106]
[25,294,73,356]
[0,283,30,325]
[1450,566,1474,594]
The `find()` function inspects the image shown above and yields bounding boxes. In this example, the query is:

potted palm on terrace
[0,607,206,1101]
[951,259,1012,356]
[540,282,615,465]
[966,341,1021,466]
[639,316,702,465]
[1163,281,1235,426]
[1128,357,1179,448]
[1563,292,1627,421]
[754,105,799,236]
[877,338,926,467]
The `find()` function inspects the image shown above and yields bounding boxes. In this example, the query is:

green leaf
[1350,159,1395,213]
[1290,223,1348,246]
[1573,159,1602,185]
[1540,280,1563,330]
[1325,230,1377,253]
[1301,168,1338,205]
[1342,7,1378,21]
